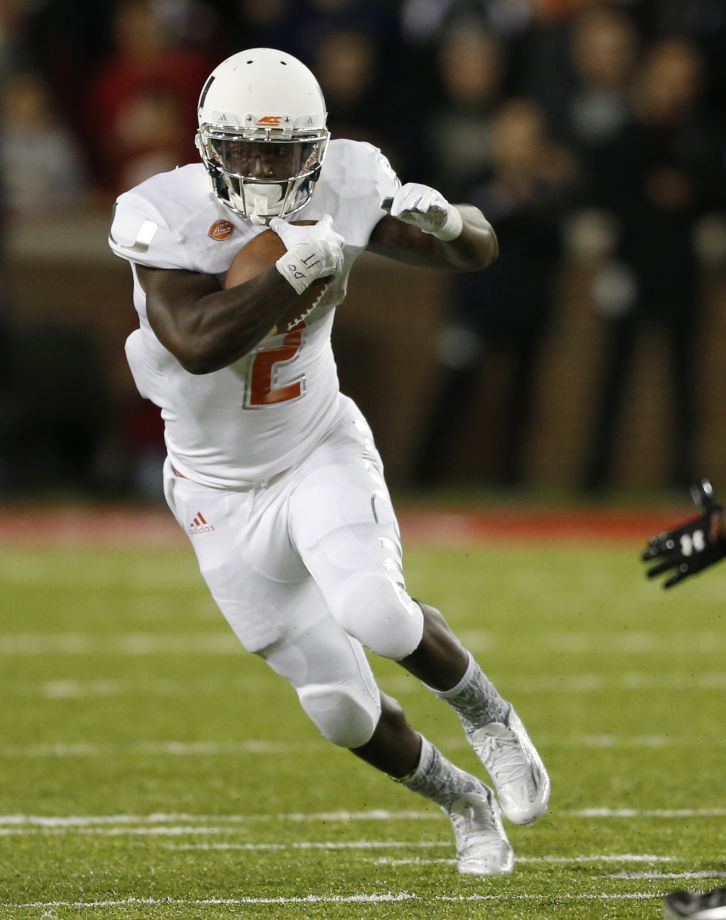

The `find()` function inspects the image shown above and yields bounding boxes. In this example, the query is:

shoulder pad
[109,192,190,270]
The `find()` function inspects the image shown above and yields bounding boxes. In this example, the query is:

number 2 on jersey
[245,325,305,408]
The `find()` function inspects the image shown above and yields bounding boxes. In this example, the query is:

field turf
[0,505,724,919]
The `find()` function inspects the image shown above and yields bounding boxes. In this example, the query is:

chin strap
[248,206,269,226]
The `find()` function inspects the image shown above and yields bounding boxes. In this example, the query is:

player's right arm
[139,264,303,375]
[138,215,343,375]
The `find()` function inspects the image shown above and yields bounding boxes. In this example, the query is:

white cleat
[468,706,550,825]
[444,782,514,876]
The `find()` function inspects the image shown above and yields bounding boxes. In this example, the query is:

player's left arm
[367,183,498,272]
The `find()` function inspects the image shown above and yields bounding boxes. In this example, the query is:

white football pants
[163,396,424,748]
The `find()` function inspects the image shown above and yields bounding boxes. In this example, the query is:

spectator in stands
[111,86,190,193]
[510,0,581,134]
[20,0,114,150]
[0,0,33,79]
[85,0,210,194]
[420,25,508,198]
[414,99,575,488]
[234,0,303,57]
[303,2,405,169]
[564,4,638,173]
[1,70,89,220]
[312,30,389,152]
[652,0,726,113]
[581,38,721,492]
[301,0,398,48]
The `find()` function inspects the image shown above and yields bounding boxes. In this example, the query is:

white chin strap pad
[249,190,283,225]
[297,682,380,748]
[247,195,282,224]
[228,182,286,223]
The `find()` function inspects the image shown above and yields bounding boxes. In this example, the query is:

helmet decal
[198,74,215,110]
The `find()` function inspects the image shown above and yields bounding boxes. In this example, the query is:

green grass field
[1,509,725,919]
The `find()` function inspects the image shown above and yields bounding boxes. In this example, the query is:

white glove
[271,214,344,295]
[387,182,463,241]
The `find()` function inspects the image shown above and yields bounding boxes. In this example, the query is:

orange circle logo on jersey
[208,219,234,241]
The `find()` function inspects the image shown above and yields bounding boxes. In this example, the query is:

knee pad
[297,681,381,748]
[334,572,424,661]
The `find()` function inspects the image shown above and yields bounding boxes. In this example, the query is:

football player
[108,48,550,876]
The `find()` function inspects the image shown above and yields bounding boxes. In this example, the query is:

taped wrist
[426,204,464,242]
[276,242,327,295]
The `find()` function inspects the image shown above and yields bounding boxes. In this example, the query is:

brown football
[224,220,328,334]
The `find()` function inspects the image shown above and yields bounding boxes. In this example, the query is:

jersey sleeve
[315,140,401,249]
[344,142,401,247]
[371,146,400,213]
[354,143,400,246]
[108,191,192,270]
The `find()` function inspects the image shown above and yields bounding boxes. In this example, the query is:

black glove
[642,480,726,588]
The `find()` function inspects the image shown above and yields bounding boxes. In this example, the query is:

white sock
[397,736,482,810]
[429,652,510,733]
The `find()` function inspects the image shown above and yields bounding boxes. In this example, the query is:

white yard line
[0,633,237,655]
[1,735,726,758]
[505,672,726,692]
[3,670,724,700]
[168,845,679,861]
[572,808,726,818]
[536,631,726,654]
[41,680,123,699]
[0,811,430,827]
[0,814,249,827]
[561,735,726,749]
[0,827,232,837]
[171,841,450,850]
[369,856,681,867]
[607,872,726,880]
[1,893,660,910]
[0,740,292,758]
[0,631,724,656]
[1,808,725,830]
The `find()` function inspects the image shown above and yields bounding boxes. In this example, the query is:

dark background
[2,0,726,501]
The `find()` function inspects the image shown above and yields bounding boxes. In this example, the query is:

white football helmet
[196,48,330,224]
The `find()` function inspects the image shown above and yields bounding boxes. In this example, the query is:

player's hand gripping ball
[225,217,342,334]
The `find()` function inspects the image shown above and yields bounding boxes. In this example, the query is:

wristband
[428,205,464,242]
[275,242,325,295]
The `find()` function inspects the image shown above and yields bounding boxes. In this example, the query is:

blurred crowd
[1,0,726,497]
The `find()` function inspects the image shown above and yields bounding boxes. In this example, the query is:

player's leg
[261,617,513,878]
[162,457,512,875]
[288,401,549,824]
[398,601,550,825]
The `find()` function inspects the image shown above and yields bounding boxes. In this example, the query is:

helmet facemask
[196,124,329,224]
[196,49,331,223]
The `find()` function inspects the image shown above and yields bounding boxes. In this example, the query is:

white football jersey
[109,139,399,488]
